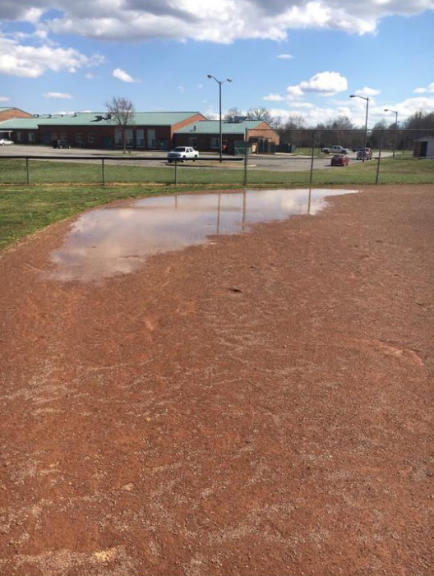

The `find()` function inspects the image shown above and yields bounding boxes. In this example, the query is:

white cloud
[43,91,72,99]
[0,96,10,102]
[287,71,348,99]
[287,85,304,98]
[414,81,434,94]
[177,85,185,94]
[374,96,434,122]
[353,86,381,97]
[112,67,135,83]
[1,1,433,43]
[268,94,434,128]
[0,35,103,77]
[277,53,293,59]
[268,104,346,126]
[263,93,285,102]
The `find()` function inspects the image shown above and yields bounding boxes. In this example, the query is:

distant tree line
[224,108,434,150]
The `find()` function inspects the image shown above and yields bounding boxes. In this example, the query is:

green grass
[1,156,433,187]
[0,156,432,250]
[312,157,434,185]
[290,147,322,156]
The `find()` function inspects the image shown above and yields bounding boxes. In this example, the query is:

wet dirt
[0,185,433,576]
[48,188,356,282]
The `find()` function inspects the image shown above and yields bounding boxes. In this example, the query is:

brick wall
[173,133,243,153]
[37,124,175,149]
[247,122,280,145]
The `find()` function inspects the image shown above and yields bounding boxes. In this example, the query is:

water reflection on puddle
[49,188,357,282]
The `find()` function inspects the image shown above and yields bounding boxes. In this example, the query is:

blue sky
[1,1,433,127]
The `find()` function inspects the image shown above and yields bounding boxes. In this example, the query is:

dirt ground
[0,185,433,576]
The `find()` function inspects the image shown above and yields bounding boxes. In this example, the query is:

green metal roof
[0,118,40,130]
[0,111,202,129]
[176,120,264,135]
[123,111,203,126]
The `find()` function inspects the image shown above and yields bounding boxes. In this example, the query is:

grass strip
[0,157,432,250]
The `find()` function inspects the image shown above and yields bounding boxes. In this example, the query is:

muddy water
[49,188,357,282]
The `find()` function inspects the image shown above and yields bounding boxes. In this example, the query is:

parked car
[356,147,372,160]
[322,145,348,154]
[52,140,71,149]
[0,138,14,146]
[167,146,199,162]
[331,154,349,167]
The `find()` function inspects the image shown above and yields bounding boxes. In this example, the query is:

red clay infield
[0,185,433,575]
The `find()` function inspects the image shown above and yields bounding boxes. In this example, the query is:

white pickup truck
[167,146,199,162]
[321,145,348,154]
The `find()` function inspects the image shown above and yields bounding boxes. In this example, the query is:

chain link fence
[0,128,433,187]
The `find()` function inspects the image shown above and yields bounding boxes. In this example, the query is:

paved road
[0,145,384,172]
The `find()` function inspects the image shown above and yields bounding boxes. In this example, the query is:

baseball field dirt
[0,184,433,575]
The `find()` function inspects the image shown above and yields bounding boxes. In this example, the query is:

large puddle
[49,188,357,282]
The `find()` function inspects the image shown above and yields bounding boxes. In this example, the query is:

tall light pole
[350,94,369,162]
[207,74,232,162]
[384,108,399,159]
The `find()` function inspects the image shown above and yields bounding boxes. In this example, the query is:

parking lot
[0,144,384,171]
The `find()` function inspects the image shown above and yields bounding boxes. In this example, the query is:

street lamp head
[350,93,369,101]
[207,74,213,79]
[227,78,232,83]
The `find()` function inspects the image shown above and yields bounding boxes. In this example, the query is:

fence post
[243,147,248,187]
[241,189,247,231]
[101,158,105,186]
[26,157,30,185]
[309,132,315,188]
[375,134,383,185]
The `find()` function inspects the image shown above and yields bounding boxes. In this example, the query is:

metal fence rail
[1,127,433,187]
[0,154,247,186]
[0,155,246,186]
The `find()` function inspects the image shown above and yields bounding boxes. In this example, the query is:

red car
[331,154,349,166]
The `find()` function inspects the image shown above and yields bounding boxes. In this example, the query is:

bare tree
[106,96,135,153]
[246,107,272,123]
[284,115,306,130]
[404,110,434,129]
[224,107,245,122]
[277,115,307,148]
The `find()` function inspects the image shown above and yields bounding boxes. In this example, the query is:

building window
[125,129,134,146]
[147,128,156,148]
[136,129,144,147]
[88,132,95,144]
[210,136,219,150]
